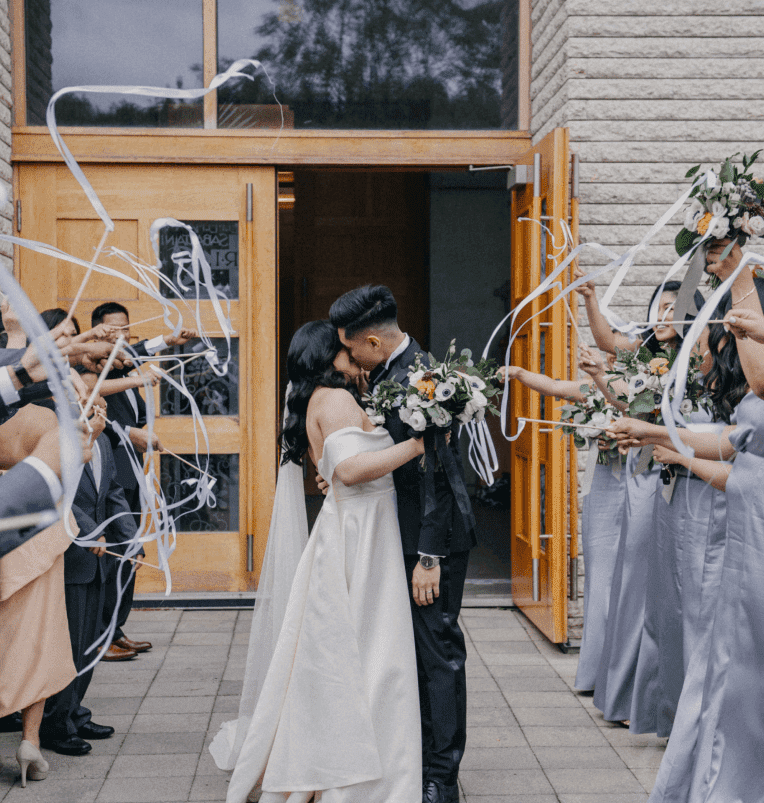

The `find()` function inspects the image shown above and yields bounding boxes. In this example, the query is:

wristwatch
[419,554,440,570]
[11,362,34,388]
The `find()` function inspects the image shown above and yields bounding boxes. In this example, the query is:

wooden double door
[16,163,278,592]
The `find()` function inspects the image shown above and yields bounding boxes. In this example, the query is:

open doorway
[278,169,513,603]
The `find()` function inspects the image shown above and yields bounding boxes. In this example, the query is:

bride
[210,320,423,803]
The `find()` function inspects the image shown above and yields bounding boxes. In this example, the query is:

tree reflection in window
[161,453,239,532]
[160,339,239,417]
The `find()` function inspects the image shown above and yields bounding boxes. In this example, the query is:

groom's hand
[315,472,329,496]
[412,563,440,606]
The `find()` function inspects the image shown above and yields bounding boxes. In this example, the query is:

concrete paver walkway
[0,608,666,802]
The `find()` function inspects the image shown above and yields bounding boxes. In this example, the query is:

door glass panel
[160,338,240,416]
[158,221,239,300]
[161,453,239,531]
[25,0,204,126]
[217,0,510,130]
[539,463,546,552]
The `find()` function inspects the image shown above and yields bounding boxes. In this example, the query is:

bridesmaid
[574,275,694,726]
[498,353,625,692]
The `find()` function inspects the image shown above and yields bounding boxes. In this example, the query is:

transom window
[23,0,521,130]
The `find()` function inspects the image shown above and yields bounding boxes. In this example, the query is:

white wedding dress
[211,426,422,803]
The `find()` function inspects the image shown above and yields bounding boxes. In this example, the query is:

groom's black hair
[329,285,398,339]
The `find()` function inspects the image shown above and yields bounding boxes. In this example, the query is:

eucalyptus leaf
[685,164,701,178]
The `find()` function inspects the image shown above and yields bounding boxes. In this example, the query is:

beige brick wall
[0,0,11,273]
[530,0,764,639]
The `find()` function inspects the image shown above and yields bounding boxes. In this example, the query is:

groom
[329,285,476,803]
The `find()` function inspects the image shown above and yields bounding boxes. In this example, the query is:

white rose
[457,410,472,424]
[722,181,736,195]
[408,409,427,432]
[590,411,610,429]
[399,406,413,425]
[684,198,704,232]
[746,215,764,237]
[645,374,662,391]
[474,407,486,423]
[431,407,452,427]
[710,218,730,239]
[367,412,386,426]
[710,200,727,219]
[573,411,586,425]
[408,370,424,385]
[471,390,488,409]
[406,394,422,409]
[659,371,671,387]
[679,399,693,415]
[434,380,457,402]
[733,212,747,229]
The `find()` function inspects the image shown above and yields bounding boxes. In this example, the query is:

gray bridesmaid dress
[630,408,727,738]
[574,457,626,691]
[593,448,661,722]
[684,392,764,802]
[648,417,733,802]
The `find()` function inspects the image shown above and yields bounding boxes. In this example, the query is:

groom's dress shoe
[39,734,92,756]
[423,780,459,803]
[113,635,152,653]
[77,722,114,740]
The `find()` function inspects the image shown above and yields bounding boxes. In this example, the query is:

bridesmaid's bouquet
[559,386,621,465]
[604,346,708,423]
[364,340,500,432]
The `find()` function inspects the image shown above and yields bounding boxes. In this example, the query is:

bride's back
[306,386,372,466]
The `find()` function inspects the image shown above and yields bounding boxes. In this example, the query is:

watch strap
[12,362,34,388]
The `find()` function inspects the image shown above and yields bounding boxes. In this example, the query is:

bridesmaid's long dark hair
[706,277,764,422]
[279,320,360,466]
[641,281,705,355]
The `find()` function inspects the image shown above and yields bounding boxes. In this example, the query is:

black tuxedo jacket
[66,434,137,585]
[372,337,477,557]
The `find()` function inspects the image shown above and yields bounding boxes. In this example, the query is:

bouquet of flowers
[604,346,708,423]
[675,151,764,288]
[363,341,500,536]
[559,385,621,465]
[364,340,500,432]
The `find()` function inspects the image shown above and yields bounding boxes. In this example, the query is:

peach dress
[0,515,77,716]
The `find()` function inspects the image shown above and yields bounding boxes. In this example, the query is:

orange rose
[414,379,436,400]
[648,357,669,375]
[696,212,713,236]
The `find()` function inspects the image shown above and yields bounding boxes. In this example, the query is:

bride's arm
[317,390,425,486]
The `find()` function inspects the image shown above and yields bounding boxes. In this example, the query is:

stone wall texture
[530,0,764,638]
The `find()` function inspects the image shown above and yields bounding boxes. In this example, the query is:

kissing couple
[210,285,476,803]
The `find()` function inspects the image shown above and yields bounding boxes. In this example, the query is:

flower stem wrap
[421,426,476,540]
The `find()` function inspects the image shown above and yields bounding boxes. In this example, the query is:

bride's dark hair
[279,319,360,466]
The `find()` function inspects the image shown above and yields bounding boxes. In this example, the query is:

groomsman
[330,285,476,803]
[40,428,138,755]
[88,302,196,660]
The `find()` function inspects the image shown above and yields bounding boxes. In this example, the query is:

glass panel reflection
[159,221,239,300]
[25,0,203,127]
[217,0,508,129]
[160,338,239,416]
[161,453,239,532]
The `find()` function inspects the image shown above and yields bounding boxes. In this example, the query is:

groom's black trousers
[404,550,470,787]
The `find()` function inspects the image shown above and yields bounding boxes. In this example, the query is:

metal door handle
[246,533,254,572]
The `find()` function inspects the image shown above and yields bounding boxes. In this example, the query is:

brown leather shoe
[112,636,152,653]
[102,643,138,662]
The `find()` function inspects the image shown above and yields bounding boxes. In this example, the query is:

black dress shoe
[39,734,92,756]
[77,721,115,740]
[423,780,459,803]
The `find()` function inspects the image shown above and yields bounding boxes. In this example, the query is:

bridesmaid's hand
[723,308,764,343]
[579,344,605,377]
[606,417,660,448]
[653,444,685,467]
[496,365,520,382]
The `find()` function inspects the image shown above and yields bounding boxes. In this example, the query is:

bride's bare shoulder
[308,388,364,434]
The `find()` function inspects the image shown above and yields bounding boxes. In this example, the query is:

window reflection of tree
[215,0,503,129]
[161,454,239,532]
[160,339,239,417]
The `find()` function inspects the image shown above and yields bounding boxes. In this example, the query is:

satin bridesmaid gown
[630,409,727,737]
[574,456,626,691]
[593,448,660,722]
[683,392,764,802]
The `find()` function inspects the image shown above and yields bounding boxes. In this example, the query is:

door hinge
[246,533,254,572]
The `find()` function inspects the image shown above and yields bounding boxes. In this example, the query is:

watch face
[420,556,434,569]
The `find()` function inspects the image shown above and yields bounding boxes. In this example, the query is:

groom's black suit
[371,337,476,790]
